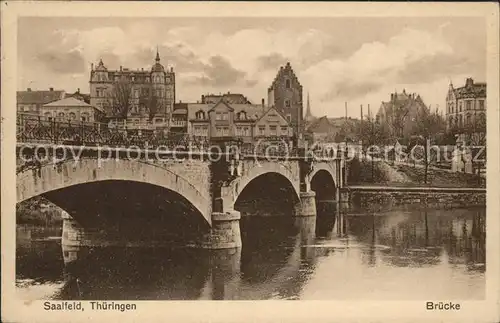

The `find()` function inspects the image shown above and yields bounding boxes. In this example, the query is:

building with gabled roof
[42,97,105,123]
[376,89,429,139]
[186,97,292,142]
[267,62,304,138]
[17,88,66,115]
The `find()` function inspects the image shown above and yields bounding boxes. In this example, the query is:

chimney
[391,93,394,101]
[27,88,32,92]
[120,66,123,71]
[91,63,94,71]
[261,98,265,108]
[77,88,80,94]
[49,87,54,91]
[466,78,474,87]
[170,67,174,72]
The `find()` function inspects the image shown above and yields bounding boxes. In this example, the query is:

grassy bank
[347,157,485,188]
[17,197,63,225]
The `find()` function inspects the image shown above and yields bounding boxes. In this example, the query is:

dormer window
[238,111,247,120]
[285,79,291,89]
[285,100,291,108]
[196,110,205,120]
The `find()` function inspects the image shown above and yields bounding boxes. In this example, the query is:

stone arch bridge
[16,143,348,250]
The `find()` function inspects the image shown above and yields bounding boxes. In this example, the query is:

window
[466,101,472,110]
[479,100,485,109]
[58,112,65,119]
[466,114,471,125]
[286,114,291,122]
[459,102,463,112]
[68,112,76,120]
[451,104,454,114]
[216,112,222,120]
[134,89,139,98]
[270,125,277,135]
[285,100,291,108]
[281,126,288,134]
[236,127,242,136]
[81,112,89,122]
[238,111,246,120]
[258,125,265,135]
[155,118,163,123]
[222,112,229,121]
[285,79,291,89]
[196,111,205,119]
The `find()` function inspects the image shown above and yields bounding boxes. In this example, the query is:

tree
[108,78,133,120]
[358,116,390,181]
[408,107,444,184]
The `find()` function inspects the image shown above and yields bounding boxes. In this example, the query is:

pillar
[294,191,317,217]
[199,211,242,249]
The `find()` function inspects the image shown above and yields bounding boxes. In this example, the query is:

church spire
[305,92,313,119]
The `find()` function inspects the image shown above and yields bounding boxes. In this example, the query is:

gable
[255,106,289,126]
[208,99,234,113]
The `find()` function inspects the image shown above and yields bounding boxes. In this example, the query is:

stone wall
[350,189,486,210]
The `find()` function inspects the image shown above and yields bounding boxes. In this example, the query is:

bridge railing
[16,113,346,160]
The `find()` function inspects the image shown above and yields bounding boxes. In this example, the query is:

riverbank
[17,197,63,226]
[348,186,486,211]
[347,157,485,188]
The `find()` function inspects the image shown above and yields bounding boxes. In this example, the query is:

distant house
[42,97,105,123]
[305,116,360,143]
[17,88,66,115]
[377,89,429,139]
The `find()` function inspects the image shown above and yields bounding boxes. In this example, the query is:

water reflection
[16,206,486,300]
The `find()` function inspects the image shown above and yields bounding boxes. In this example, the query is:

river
[16,206,485,300]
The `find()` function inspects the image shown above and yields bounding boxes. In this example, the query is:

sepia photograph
[2,2,499,322]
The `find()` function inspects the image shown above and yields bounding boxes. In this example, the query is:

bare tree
[409,107,445,184]
[109,78,133,120]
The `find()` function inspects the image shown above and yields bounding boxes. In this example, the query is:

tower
[267,62,304,137]
[305,92,314,122]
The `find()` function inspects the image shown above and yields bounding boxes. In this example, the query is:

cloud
[257,53,288,70]
[306,27,457,102]
[186,55,255,87]
[37,49,85,74]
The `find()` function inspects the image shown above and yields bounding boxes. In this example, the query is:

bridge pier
[294,191,317,217]
[198,211,242,249]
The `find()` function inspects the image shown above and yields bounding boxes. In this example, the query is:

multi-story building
[446,78,486,130]
[42,97,105,123]
[89,51,175,130]
[187,98,292,143]
[377,89,429,139]
[267,62,304,138]
[17,88,66,115]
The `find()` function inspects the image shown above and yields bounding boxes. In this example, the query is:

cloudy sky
[18,17,485,118]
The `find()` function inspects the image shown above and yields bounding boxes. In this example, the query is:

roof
[454,83,486,99]
[307,116,335,133]
[43,97,103,111]
[17,90,65,105]
[172,108,187,115]
[187,101,265,121]
[43,97,93,107]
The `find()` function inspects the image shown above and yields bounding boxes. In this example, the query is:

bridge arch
[308,163,337,192]
[222,161,300,212]
[16,158,212,225]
